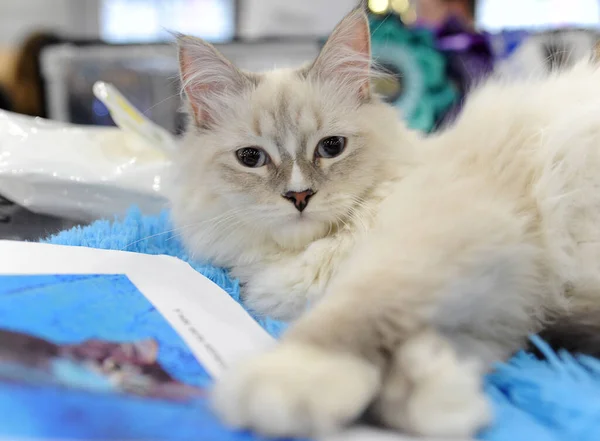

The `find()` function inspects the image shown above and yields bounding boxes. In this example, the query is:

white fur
[208,61,600,437]
[212,343,381,437]
[174,7,600,439]
[374,331,490,437]
[173,9,417,318]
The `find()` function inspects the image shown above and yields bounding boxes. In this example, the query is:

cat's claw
[211,343,381,438]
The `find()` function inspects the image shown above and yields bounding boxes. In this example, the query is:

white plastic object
[40,43,181,131]
[0,109,173,222]
[93,81,178,153]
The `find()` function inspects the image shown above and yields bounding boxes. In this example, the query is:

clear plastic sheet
[0,109,172,222]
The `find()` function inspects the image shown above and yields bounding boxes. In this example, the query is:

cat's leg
[443,332,518,366]
[213,311,490,438]
[212,275,492,438]
[212,340,382,437]
[369,325,522,434]
[369,331,489,437]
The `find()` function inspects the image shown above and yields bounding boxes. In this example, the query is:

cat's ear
[178,35,251,128]
[308,8,372,99]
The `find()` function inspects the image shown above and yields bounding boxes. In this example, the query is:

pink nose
[283,189,315,212]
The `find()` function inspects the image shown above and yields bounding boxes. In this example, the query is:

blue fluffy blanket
[43,208,600,441]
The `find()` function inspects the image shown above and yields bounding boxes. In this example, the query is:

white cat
[172,7,600,439]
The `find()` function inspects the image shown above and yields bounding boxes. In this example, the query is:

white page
[0,240,468,441]
[0,240,274,377]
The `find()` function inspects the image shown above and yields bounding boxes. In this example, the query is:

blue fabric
[43,208,600,440]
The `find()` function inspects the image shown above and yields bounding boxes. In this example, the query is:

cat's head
[172,8,414,264]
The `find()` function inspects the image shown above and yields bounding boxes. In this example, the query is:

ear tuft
[309,8,372,99]
[178,35,250,128]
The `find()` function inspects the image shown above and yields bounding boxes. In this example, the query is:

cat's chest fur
[172,165,395,321]
[230,226,361,321]
[228,179,395,321]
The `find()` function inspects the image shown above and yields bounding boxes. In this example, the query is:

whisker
[120,206,255,251]
[120,224,196,251]
[142,93,182,115]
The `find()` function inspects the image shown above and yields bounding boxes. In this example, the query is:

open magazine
[0,241,435,441]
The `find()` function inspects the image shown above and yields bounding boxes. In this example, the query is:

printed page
[0,240,274,377]
[0,241,464,441]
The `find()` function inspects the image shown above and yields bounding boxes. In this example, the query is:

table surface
[0,196,83,241]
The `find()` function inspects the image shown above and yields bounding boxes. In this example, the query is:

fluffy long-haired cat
[172,7,600,439]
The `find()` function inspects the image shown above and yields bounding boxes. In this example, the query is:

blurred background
[0,0,599,240]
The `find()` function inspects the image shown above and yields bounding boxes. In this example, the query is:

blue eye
[315,136,347,159]
[236,147,270,168]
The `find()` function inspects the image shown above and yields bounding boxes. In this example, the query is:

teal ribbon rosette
[369,15,457,132]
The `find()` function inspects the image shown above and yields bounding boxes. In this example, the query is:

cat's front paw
[212,343,381,437]
[373,331,492,438]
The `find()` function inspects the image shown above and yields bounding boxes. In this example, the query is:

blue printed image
[0,274,284,441]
